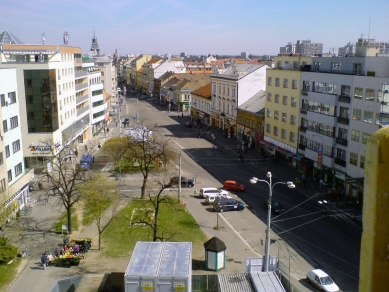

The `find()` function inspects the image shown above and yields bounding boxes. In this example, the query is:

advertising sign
[317,146,323,170]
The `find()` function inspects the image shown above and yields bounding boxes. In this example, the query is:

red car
[223,180,246,192]
[185,122,193,128]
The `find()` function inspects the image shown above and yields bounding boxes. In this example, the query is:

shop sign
[29,145,51,155]
[4,183,28,206]
[317,146,323,170]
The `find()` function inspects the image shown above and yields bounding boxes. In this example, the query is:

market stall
[51,252,81,267]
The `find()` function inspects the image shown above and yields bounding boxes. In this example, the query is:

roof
[218,274,254,292]
[162,77,181,89]
[218,63,266,79]
[147,58,162,65]
[191,83,212,99]
[0,31,24,44]
[204,237,226,252]
[238,90,266,115]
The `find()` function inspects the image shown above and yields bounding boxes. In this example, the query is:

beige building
[264,55,311,161]
[128,55,152,92]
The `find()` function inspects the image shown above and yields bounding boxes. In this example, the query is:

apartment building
[280,40,323,56]
[264,56,312,162]
[128,55,152,92]
[191,83,212,125]
[210,63,268,138]
[0,68,34,217]
[298,45,389,200]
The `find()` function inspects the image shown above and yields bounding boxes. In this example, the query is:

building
[0,68,34,220]
[210,62,269,138]
[338,42,356,56]
[357,37,389,55]
[241,52,249,59]
[297,45,389,201]
[264,55,312,162]
[127,55,152,92]
[191,83,212,125]
[280,40,323,56]
[89,30,100,57]
[94,55,117,115]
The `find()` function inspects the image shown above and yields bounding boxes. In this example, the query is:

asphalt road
[120,94,361,292]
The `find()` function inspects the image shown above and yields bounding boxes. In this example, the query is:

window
[281,129,286,139]
[331,62,341,73]
[341,85,351,97]
[274,110,279,120]
[275,94,279,103]
[267,93,272,102]
[338,128,348,139]
[10,116,18,129]
[3,120,8,132]
[7,170,12,182]
[290,114,296,125]
[12,140,20,153]
[0,178,5,192]
[0,152,3,165]
[282,96,288,105]
[282,112,287,122]
[15,163,22,177]
[289,132,295,142]
[360,156,365,169]
[267,77,272,86]
[292,80,297,89]
[0,94,5,107]
[212,83,216,93]
[232,87,236,97]
[303,81,310,91]
[352,109,361,121]
[351,130,360,142]
[8,92,16,104]
[275,78,280,87]
[362,133,371,144]
[349,152,358,166]
[267,108,271,117]
[365,89,375,101]
[363,111,373,123]
[5,145,10,157]
[339,106,349,119]
[266,123,271,133]
[273,126,278,136]
[377,90,383,102]
[354,87,363,99]
[337,148,346,160]
[291,97,297,107]
[283,79,288,88]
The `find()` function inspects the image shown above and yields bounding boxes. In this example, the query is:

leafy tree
[0,237,18,265]
[100,137,129,165]
[78,173,120,250]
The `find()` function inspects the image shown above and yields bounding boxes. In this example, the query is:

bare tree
[78,173,120,250]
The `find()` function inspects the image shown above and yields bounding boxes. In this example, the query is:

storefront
[4,182,30,216]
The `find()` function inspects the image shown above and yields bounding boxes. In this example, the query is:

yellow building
[264,55,311,161]
[128,54,152,92]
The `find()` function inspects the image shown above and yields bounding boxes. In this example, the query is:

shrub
[0,238,18,265]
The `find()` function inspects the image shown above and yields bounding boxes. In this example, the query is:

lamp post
[312,134,324,192]
[250,172,295,272]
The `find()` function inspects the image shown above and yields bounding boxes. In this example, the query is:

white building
[0,68,34,216]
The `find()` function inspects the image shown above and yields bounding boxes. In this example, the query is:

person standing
[41,253,47,270]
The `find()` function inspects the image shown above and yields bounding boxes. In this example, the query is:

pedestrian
[24,246,29,257]
[54,247,59,257]
[98,143,101,150]
[106,127,109,133]
[84,144,88,151]
[41,253,48,270]
[178,115,180,120]
[116,122,118,127]
[181,113,183,117]
[83,240,88,253]
[198,131,200,138]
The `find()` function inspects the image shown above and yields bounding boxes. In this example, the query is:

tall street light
[250,172,295,272]
[312,134,324,192]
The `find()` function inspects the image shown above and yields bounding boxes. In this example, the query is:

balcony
[301,90,308,96]
[300,109,307,115]
[337,116,349,125]
[77,105,89,117]
[76,94,89,104]
[75,71,88,78]
[336,137,348,147]
[75,83,88,91]
[299,126,307,132]
[335,157,347,167]
[298,143,306,151]
[338,95,351,103]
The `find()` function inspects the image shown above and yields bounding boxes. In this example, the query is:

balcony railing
[338,95,351,103]
[336,137,348,147]
[337,116,349,125]
[298,143,306,151]
[335,157,347,167]
[75,83,88,91]
[77,105,89,117]
[299,126,307,132]
[301,90,308,96]
[300,109,307,115]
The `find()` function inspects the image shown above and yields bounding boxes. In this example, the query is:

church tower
[89,30,100,57]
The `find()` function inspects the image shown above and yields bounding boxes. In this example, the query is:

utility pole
[178,152,182,204]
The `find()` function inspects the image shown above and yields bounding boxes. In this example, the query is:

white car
[306,269,339,292]
[205,193,232,205]
[199,187,229,198]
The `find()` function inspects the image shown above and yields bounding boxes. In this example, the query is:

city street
[123,94,362,292]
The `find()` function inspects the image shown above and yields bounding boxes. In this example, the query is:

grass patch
[55,207,78,233]
[101,197,207,258]
[0,258,22,291]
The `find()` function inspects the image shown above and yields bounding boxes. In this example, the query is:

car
[205,193,232,205]
[167,176,194,188]
[199,187,228,198]
[264,200,285,214]
[185,122,193,128]
[122,118,130,126]
[306,269,339,292]
[213,198,245,213]
[223,180,246,192]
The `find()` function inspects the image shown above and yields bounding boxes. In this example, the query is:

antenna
[42,33,45,45]
[368,16,371,41]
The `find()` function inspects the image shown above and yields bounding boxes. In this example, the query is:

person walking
[84,144,88,152]
[41,253,48,270]
[98,143,101,150]
[197,131,201,138]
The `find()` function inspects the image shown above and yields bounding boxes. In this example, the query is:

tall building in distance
[357,37,389,55]
[280,40,323,56]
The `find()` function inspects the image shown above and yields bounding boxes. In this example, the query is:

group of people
[40,251,54,270]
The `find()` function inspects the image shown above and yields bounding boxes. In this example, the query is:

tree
[39,139,98,234]
[100,137,129,165]
[125,132,177,200]
[78,173,120,250]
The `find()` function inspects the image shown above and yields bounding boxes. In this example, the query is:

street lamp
[250,172,295,272]
[311,134,324,192]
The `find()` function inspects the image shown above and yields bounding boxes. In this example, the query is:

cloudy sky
[2,0,389,56]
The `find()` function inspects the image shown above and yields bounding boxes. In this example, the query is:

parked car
[167,176,194,188]
[264,200,285,214]
[78,154,94,170]
[205,193,232,205]
[306,269,339,292]
[199,187,229,198]
[223,180,246,192]
[185,122,193,128]
[213,198,245,213]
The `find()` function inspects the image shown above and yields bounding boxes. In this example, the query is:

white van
[205,193,232,205]
[199,187,229,198]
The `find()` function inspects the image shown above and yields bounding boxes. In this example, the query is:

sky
[1,0,389,57]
